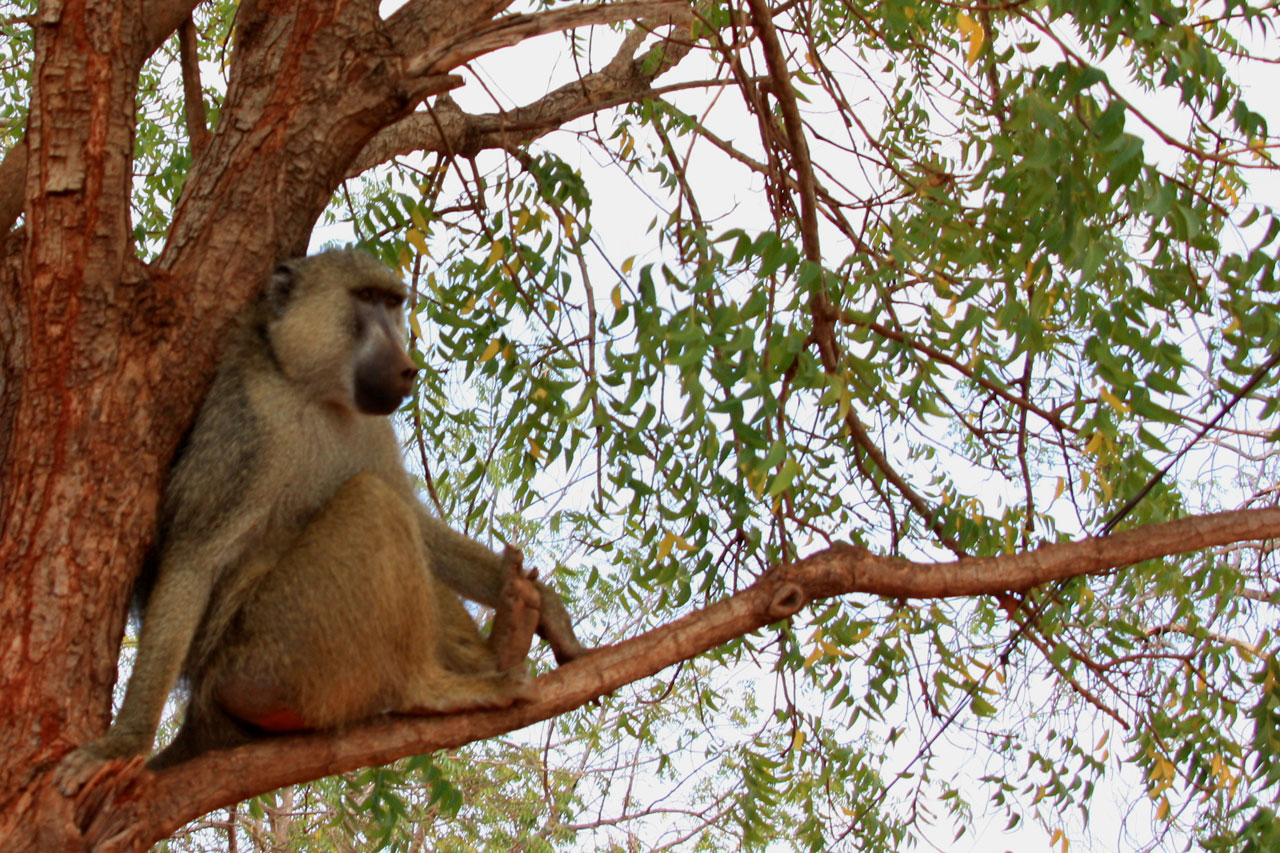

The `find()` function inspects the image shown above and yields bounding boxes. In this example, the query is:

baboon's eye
[354,287,404,309]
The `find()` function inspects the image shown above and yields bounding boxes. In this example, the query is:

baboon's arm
[53,549,218,794]
[416,509,588,664]
[104,562,214,750]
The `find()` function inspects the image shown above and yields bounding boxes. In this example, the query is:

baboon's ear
[267,263,297,318]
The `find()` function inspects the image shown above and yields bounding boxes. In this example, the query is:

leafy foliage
[9,0,1280,849]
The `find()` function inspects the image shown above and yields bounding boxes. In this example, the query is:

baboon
[57,249,586,793]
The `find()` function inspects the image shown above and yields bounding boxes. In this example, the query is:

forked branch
[350,7,696,172]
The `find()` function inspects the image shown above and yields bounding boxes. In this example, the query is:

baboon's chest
[259,405,395,537]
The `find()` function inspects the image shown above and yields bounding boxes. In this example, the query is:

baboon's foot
[400,668,535,715]
[490,546,542,670]
[55,743,143,797]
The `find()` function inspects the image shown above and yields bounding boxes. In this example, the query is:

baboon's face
[268,251,419,416]
[349,284,417,415]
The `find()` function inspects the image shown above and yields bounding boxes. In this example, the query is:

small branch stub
[768,582,805,619]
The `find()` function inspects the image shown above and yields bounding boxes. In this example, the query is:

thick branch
[0,139,25,233]
[140,0,204,51]
[177,16,208,157]
[351,11,694,172]
[745,0,819,264]
[71,504,1280,849]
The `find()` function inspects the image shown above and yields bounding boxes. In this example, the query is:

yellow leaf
[790,728,807,753]
[1094,730,1109,752]
[1084,432,1103,454]
[528,438,543,461]
[621,255,635,275]
[483,241,505,271]
[1099,387,1131,415]
[821,640,848,660]
[502,343,514,361]
[532,388,547,402]
[611,285,623,311]
[408,311,423,341]
[802,644,824,668]
[656,531,678,561]
[462,295,476,315]
[956,11,985,67]
[1054,477,1065,500]
[407,228,429,255]
[1219,176,1239,207]
[1156,796,1171,821]
[1224,314,1241,333]
[479,339,502,363]
[837,378,852,423]
[410,207,429,233]
[966,28,984,66]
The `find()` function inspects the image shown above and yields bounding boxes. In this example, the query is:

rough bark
[0,139,26,233]
[2,0,176,809]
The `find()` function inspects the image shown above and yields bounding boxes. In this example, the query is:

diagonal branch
[351,11,696,172]
[71,504,1280,850]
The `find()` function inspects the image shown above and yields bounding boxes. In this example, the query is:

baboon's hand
[53,735,144,796]
[490,546,542,671]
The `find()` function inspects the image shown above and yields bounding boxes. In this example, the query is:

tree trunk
[0,2,692,847]
[0,0,457,844]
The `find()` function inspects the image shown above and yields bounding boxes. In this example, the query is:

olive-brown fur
[56,250,584,792]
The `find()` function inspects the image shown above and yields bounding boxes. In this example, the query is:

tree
[2,0,1279,849]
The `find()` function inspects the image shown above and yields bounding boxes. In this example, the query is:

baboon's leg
[208,472,434,731]
[396,667,534,715]
[148,702,254,770]
[397,571,538,714]
[487,546,542,671]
